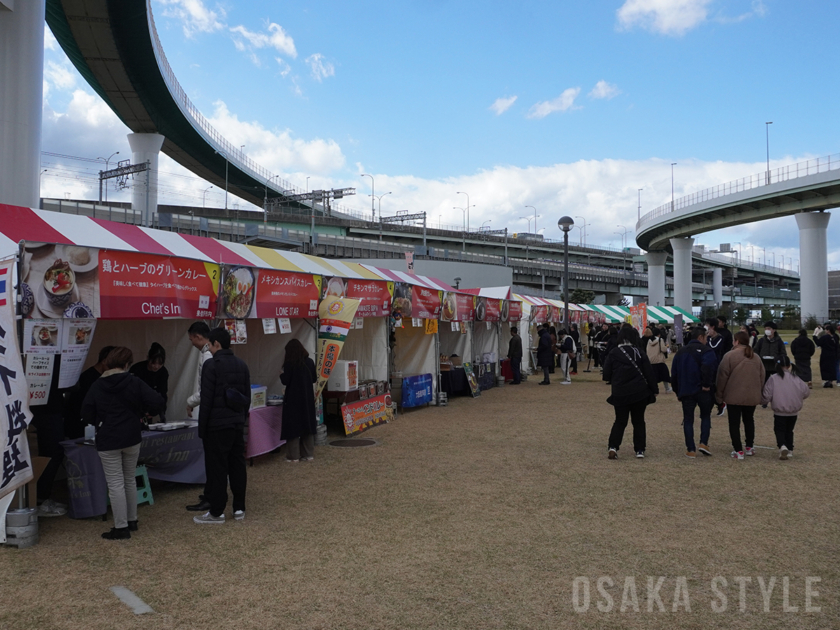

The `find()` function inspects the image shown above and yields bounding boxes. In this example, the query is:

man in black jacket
[194,328,251,524]
[671,328,718,457]
[507,327,523,384]
[536,324,554,385]
[717,315,733,354]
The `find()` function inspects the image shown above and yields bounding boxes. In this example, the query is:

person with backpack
[762,356,810,460]
[604,327,658,459]
[671,328,719,457]
[194,327,251,525]
[715,331,765,460]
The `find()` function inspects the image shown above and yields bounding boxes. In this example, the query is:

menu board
[482,298,503,322]
[220,268,320,319]
[506,300,522,322]
[441,291,474,322]
[99,250,219,319]
[412,286,442,320]
[322,277,392,318]
[59,318,97,388]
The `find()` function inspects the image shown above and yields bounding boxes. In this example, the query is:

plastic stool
[105,465,154,507]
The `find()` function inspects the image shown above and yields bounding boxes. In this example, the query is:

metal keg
[5,508,39,549]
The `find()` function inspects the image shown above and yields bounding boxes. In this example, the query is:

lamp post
[481,220,492,230]
[375,192,392,241]
[202,185,213,208]
[456,192,470,233]
[520,215,535,260]
[373,192,392,220]
[215,150,229,213]
[671,163,677,212]
[760,246,766,266]
[616,224,630,283]
[454,206,468,251]
[558,216,575,327]
[637,188,643,222]
[361,173,374,221]
[733,241,742,265]
[96,151,119,202]
[38,169,47,198]
[306,176,310,193]
[525,205,539,236]
[765,122,773,185]
[575,215,587,247]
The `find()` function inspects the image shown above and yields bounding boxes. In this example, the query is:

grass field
[1,346,837,630]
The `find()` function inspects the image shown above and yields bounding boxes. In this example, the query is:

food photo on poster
[246,268,320,319]
[221,266,255,319]
[20,242,98,319]
[392,282,413,318]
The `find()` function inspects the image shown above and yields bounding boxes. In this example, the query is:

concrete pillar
[670,237,694,313]
[645,251,668,306]
[0,0,46,208]
[712,268,723,306]
[127,133,165,226]
[796,211,830,323]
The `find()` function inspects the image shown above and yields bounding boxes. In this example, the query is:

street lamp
[765,122,773,185]
[361,173,375,220]
[760,246,766,266]
[457,192,471,233]
[558,216,575,328]
[202,185,213,208]
[96,151,119,202]
[671,163,677,212]
[454,206,468,251]
[637,188,643,222]
[38,169,48,198]
[264,175,279,224]
[373,192,392,221]
[215,150,229,213]
[481,220,492,230]
[520,215,535,260]
[575,215,588,247]
[306,176,310,193]
[525,205,539,236]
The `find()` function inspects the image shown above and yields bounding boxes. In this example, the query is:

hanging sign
[231,268,320,319]
[314,296,361,399]
[506,300,522,322]
[412,286,442,320]
[25,354,53,406]
[58,318,96,388]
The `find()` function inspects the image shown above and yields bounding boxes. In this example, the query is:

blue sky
[40,0,840,266]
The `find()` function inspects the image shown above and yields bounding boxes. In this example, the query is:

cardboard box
[327,360,358,391]
[450,356,463,367]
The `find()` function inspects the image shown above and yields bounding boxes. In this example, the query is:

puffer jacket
[646,337,669,365]
[198,348,251,438]
[762,372,810,415]
[82,370,165,452]
[715,347,765,406]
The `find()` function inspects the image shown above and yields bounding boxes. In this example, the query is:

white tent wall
[472,321,498,367]
[438,325,471,362]
[498,322,513,363]
[87,318,316,419]
[338,317,389,382]
[392,322,438,403]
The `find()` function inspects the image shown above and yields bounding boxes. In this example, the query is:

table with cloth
[245,405,285,459]
[440,367,470,396]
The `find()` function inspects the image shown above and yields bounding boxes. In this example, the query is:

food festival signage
[323,277,392,318]
[314,296,361,399]
[506,300,522,322]
[221,267,320,319]
[441,291,475,322]
[412,286,442,320]
[341,393,394,436]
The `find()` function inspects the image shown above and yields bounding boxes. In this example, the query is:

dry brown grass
[2,354,838,630]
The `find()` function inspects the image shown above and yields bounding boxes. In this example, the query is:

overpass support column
[128,133,165,226]
[712,268,723,306]
[670,237,694,313]
[645,251,668,306]
[0,0,46,208]
[796,211,830,323]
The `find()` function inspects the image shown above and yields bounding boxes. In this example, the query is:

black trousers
[773,415,798,450]
[608,400,648,453]
[511,357,521,384]
[727,404,756,452]
[203,427,247,517]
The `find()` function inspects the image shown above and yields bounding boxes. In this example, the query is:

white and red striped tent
[460,286,514,300]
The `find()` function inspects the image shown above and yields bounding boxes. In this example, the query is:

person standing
[790,329,816,388]
[645,327,673,393]
[754,321,788,383]
[280,339,318,462]
[185,322,214,512]
[717,315,734,354]
[64,345,115,440]
[557,329,575,385]
[507,326,523,384]
[593,324,609,368]
[715,331,765,460]
[671,328,718,457]
[762,356,810,460]
[129,342,169,422]
[568,323,580,375]
[705,320,727,416]
[813,324,839,388]
[536,323,554,385]
[82,347,165,539]
[194,328,251,525]
[604,327,658,459]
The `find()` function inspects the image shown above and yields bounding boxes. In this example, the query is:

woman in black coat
[280,339,318,461]
[129,342,169,421]
[536,324,555,385]
[790,329,815,386]
[814,324,839,387]
[603,327,658,459]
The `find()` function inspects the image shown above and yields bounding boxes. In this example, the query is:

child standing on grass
[762,356,810,461]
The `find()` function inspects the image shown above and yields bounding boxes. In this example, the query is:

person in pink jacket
[762,356,810,460]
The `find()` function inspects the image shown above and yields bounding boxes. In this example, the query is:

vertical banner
[674,313,684,346]
[0,260,35,498]
[314,296,361,399]
[405,252,414,272]
[630,303,648,336]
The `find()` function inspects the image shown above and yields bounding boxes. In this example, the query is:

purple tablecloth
[60,426,205,519]
[246,405,284,458]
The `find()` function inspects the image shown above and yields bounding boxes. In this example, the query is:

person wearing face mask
[753,321,788,385]
[705,320,727,416]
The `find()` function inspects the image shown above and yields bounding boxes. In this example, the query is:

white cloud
[489,96,517,115]
[157,0,225,38]
[527,88,581,119]
[44,26,58,51]
[305,53,335,82]
[617,0,712,36]
[229,23,297,58]
[589,80,620,100]
[715,0,768,24]
[275,58,292,78]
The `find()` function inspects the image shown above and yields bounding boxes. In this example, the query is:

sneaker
[285,458,300,463]
[560,380,571,385]
[570,371,578,375]
[779,446,789,460]
[608,448,618,460]
[717,403,727,416]
[186,500,211,512]
[665,385,673,393]
[38,499,67,517]
[301,456,314,462]
[731,450,745,460]
[745,447,755,456]
[193,511,225,525]
[787,450,793,458]
[127,520,139,532]
[823,382,833,388]
[538,381,550,385]
[233,510,245,521]
[636,451,645,459]
[101,527,131,540]
[686,450,696,458]
[698,444,712,456]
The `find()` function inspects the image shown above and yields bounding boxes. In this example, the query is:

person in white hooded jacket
[762,356,810,460]
[186,321,213,417]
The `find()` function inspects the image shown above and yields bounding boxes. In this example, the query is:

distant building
[829,270,840,319]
